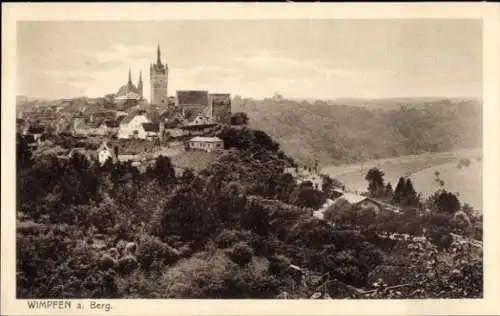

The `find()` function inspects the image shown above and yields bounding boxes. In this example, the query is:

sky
[16,19,482,100]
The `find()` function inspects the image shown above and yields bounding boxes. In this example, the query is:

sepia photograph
[2,3,500,316]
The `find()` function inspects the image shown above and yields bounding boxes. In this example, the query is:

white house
[188,136,224,152]
[117,111,158,139]
[97,141,117,165]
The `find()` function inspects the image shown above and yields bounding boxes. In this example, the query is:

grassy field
[170,150,222,172]
[322,148,482,211]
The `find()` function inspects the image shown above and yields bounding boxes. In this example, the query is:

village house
[187,136,224,152]
[117,110,163,140]
[73,117,118,137]
[187,115,212,126]
[331,191,383,214]
[97,141,118,165]
[176,90,211,122]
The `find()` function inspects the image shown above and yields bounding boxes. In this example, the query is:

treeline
[232,97,482,165]
[16,126,482,299]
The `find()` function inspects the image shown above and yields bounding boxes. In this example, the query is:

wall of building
[150,72,168,106]
[210,94,232,124]
[118,115,151,139]
[189,141,223,152]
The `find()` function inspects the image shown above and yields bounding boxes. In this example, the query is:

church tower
[137,71,143,98]
[150,44,169,106]
[126,68,134,94]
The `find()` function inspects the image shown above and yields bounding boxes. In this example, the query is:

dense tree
[435,191,461,214]
[291,186,326,209]
[365,168,385,197]
[401,178,420,206]
[228,242,254,266]
[17,134,33,168]
[384,182,394,200]
[393,177,406,204]
[152,185,215,243]
[230,112,249,126]
[146,155,176,185]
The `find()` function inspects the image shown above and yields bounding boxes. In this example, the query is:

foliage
[145,155,177,185]
[228,242,254,266]
[230,112,249,126]
[16,125,482,299]
[365,168,385,197]
[232,97,481,164]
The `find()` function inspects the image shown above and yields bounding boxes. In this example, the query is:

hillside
[16,127,483,299]
[232,97,482,166]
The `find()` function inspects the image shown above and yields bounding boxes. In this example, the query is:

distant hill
[232,97,482,166]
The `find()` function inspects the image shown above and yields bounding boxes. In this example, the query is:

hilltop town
[17,45,235,172]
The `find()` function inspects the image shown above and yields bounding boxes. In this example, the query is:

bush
[228,242,254,266]
[215,230,251,249]
[135,235,179,270]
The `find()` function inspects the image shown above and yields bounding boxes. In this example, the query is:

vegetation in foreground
[16,124,482,299]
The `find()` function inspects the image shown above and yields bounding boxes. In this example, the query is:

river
[321,148,482,211]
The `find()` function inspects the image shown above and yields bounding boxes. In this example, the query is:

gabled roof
[334,193,369,205]
[177,90,209,107]
[142,123,160,133]
[333,193,383,206]
[189,136,223,143]
[120,109,149,125]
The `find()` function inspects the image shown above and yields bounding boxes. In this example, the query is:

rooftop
[142,123,160,133]
[334,193,369,205]
[189,136,223,143]
[177,90,209,107]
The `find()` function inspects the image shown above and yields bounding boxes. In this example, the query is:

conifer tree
[393,177,406,204]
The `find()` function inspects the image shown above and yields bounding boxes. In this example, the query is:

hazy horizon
[17,19,482,100]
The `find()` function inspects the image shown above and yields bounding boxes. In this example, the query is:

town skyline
[17,19,482,100]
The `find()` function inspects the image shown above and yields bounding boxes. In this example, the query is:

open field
[170,150,222,172]
[322,148,482,210]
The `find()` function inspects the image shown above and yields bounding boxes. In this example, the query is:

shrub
[215,229,251,249]
[135,235,179,270]
[228,242,254,266]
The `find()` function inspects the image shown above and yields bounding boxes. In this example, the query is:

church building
[115,69,143,101]
[150,44,169,106]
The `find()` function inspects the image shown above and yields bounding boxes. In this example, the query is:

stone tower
[149,44,169,106]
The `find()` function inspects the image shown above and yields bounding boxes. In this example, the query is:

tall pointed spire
[157,43,162,66]
[137,71,143,99]
[127,67,133,93]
